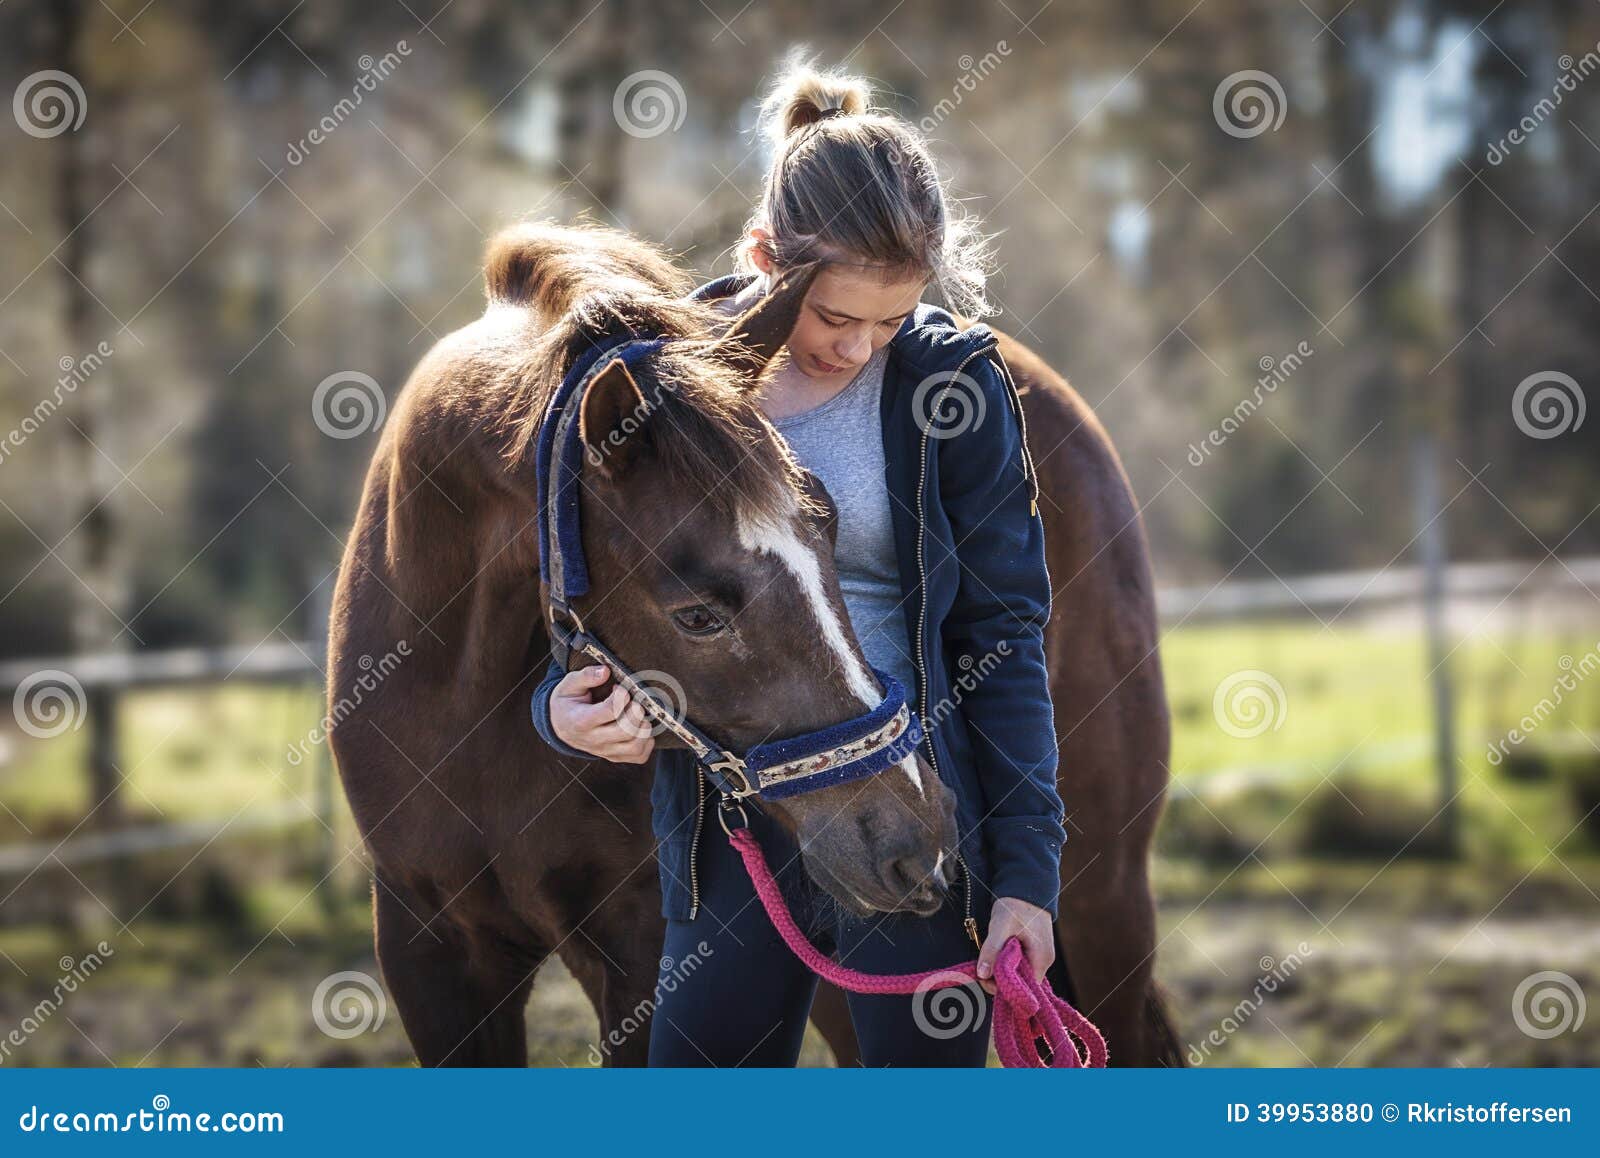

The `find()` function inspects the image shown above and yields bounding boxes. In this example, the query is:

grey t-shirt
[714,284,918,698]
[769,348,918,699]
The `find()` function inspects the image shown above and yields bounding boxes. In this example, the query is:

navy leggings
[647,804,992,1067]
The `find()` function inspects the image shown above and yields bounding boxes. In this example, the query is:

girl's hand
[975,897,1055,995]
[549,665,655,764]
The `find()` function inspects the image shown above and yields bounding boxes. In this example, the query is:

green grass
[1164,622,1600,784]
[0,684,330,840]
[1160,622,1600,862]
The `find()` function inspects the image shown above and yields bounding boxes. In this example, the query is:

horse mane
[486,221,808,527]
[485,220,696,313]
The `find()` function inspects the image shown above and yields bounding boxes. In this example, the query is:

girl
[532,58,1066,1067]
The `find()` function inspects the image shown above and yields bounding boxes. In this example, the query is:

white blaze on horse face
[894,756,926,799]
[736,505,925,797]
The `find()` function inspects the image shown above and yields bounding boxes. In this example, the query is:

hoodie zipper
[919,339,1000,952]
[688,765,706,919]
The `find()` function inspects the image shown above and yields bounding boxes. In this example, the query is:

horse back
[996,330,1171,842]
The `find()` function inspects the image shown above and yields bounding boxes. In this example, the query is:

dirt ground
[1,855,1594,1068]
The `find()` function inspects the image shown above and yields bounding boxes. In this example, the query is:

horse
[326,222,955,1066]
[327,221,1181,1066]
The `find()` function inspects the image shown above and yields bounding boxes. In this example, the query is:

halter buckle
[708,756,759,800]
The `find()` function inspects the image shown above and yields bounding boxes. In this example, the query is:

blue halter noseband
[535,335,923,801]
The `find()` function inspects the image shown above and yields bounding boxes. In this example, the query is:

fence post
[1413,432,1459,857]
[86,684,122,824]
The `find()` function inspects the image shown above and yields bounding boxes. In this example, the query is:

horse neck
[374,395,547,698]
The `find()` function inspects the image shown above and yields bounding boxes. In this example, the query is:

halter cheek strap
[536,335,668,606]
[535,336,926,803]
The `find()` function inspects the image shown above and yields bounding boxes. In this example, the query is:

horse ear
[709,262,823,382]
[579,358,650,477]
[797,467,839,549]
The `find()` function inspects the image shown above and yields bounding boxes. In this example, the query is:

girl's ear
[747,227,776,274]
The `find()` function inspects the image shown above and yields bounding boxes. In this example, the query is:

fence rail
[0,802,318,876]
[0,639,325,694]
[1156,554,1600,621]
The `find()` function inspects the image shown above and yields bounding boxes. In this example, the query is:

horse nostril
[886,851,939,895]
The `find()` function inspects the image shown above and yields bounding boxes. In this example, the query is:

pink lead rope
[727,827,1109,1068]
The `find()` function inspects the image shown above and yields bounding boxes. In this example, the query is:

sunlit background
[1,0,1598,1066]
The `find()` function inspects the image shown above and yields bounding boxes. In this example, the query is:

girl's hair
[737,53,995,318]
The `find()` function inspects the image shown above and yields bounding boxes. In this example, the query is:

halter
[534,334,924,801]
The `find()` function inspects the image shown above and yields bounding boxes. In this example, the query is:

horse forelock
[502,297,812,539]
[642,344,817,531]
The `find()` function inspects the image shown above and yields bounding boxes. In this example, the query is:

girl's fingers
[976,924,1006,993]
[602,734,654,764]
[555,664,611,700]
[552,672,654,762]
[622,698,654,738]
[591,717,656,752]
[571,700,614,733]
[574,687,628,730]
[1024,930,1054,980]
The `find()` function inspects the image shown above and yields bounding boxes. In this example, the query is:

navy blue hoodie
[531,274,1067,925]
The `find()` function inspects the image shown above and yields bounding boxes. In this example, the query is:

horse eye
[671,605,724,636]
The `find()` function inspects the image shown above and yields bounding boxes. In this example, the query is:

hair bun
[764,54,872,142]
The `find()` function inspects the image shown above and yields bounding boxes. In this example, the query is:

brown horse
[328,221,1180,1066]
[327,223,954,1065]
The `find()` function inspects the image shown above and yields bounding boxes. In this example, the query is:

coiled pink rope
[728,827,1108,1068]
